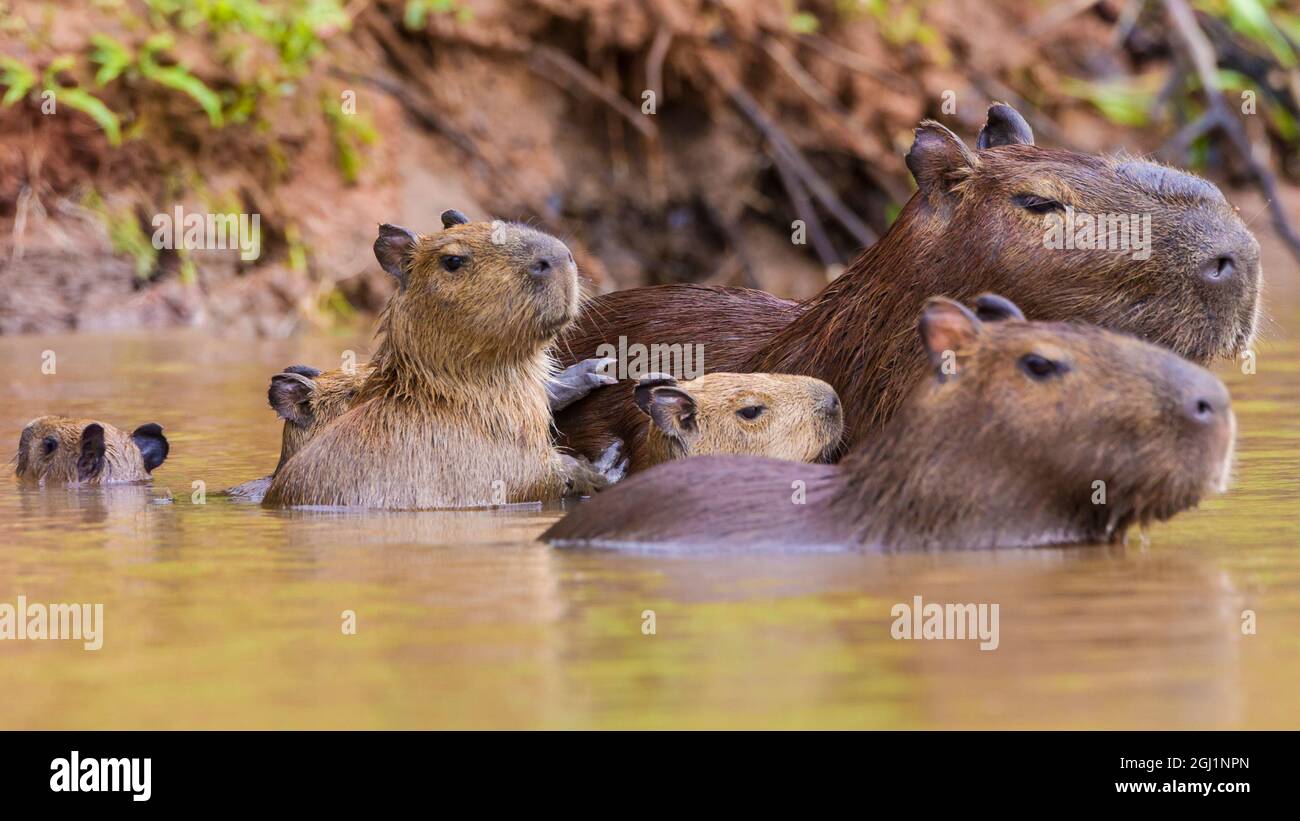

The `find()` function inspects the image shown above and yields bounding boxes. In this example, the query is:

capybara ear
[77,423,106,482]
[282,364,322,378]
[905,121,977,196]
[644,386,698,442]
[14,422,33,476]
[973,293,1026,323]
[374,224,419,290]
[268,372,317,428]
[441,209,470,229]
[131,423,169,473]
[976,103,1034,149]
[634,373,679,415]
[919,297,982,379]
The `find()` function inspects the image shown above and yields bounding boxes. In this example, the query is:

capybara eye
[1018,353,1066,381]
[441,255,465,272]
[40,435,58,456]
[1011,194,1065,215]
[737,405,766,421]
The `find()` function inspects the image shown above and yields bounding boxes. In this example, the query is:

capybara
[553,103,1260,460]
[14,415,169,485]
[264,211,599,509]
[627,372,842,472]
[543,294,1236,552]
[224,356,616,500]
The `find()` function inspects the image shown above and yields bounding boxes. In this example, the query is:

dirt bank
[0,0,1296,335]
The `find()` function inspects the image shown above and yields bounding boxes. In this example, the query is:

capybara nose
[528,254,565,279]
[1199,253,1236,285]
[819,391,841,418]
[1178,368,1231,427]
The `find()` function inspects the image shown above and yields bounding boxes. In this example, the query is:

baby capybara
[543,294,1235,552]
[263,211,592,509]
[627,372,842,472]
[554,104,1260,459]
[14,416,169,485]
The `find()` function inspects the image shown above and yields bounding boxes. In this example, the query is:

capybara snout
[15,415,169,485]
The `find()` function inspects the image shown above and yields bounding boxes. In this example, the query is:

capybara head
[903,104,1260,363]
[633,372,843,465]
[267,364,365,472]
[841,293,1236,547]
[14,416,169,485]
[372,210,580,366]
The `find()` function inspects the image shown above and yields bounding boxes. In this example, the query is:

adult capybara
[554,104,1260,460]
[14,416,169,485]
[543,294,1235,552]
[627,372,842,472]
[264,211,599,509]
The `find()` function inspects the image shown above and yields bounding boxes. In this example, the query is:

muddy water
[0,304,1297,730]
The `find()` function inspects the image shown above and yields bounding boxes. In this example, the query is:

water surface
[0,304,1296,729]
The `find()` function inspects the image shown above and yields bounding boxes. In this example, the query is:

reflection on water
[0,306,1297,729]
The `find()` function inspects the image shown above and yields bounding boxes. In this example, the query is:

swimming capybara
[224,355,617,500]
[14,415,169,485]
[553,103,1260,460]
[263,211,598,509]
[543,294,1236,552]
[627,372,842,472]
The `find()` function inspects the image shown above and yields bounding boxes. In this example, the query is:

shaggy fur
[553,104,1261,459]
[263,217,581,509]
[543,295,1236,553]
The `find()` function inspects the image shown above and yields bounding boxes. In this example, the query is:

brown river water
[0,295,1297,729]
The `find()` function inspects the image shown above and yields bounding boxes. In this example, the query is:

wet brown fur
[14,416,166,485]
[544,296,1236,553]
[263,218,581,509]
[630,372,842,472]
[554,108,1260,460]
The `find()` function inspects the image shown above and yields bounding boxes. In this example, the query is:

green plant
[84,191,157,280]
[323,90,378,184]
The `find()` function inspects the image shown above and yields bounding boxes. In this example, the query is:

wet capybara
[264,211,596,509]
[14,415,169,485]
[224,355,617,500]
[553,103,1260,460]
[627,372,842,472]
[543,294,1236,552]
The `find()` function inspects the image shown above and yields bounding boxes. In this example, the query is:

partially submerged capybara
[264,210,597,509]
[224,355,616,500]
[627,372,842,472]
[554,103,1261,460]
[14,415,169,485]
[543,294,1236,552]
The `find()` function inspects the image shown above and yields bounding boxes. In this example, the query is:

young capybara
[223,355,617,500]
[553,103,1261,460]
[543,294,1236,552]
[263,210,597,509]
[14,416,169,485]
[627,372,842,472]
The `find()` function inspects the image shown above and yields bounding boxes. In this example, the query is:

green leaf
[139,37,224,126]
[789,11,820,34]
[89,34,134,86]
[56,87,122,145]
[0,57,36,107]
